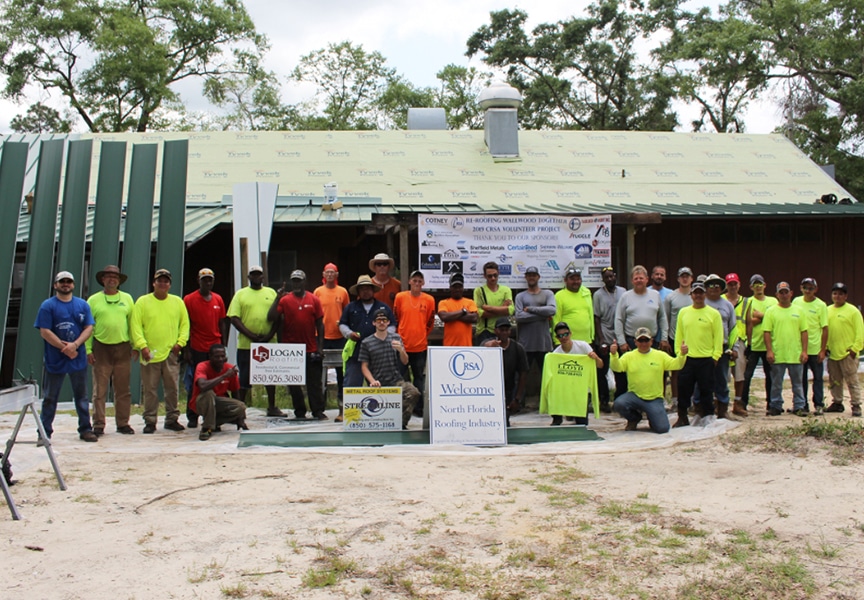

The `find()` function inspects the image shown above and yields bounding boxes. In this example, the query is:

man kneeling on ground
[610,327,688,433]
[191,344,248,441]
[359,309,419,429]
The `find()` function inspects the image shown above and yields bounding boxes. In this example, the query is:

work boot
[700,401,715,418]
[716,401,728,419]
[672,407,689,428]
[599,400,612,414]
[732,400,748,417]
[825,402,845,413]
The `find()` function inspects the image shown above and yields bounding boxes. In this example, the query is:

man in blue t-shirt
[34,271,97,442]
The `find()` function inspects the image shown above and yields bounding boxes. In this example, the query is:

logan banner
[418,213,611,289]
[248,343,306,385]
[427,346,506,446]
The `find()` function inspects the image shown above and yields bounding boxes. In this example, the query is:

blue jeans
[344,355,364,388]
[613,392,670,434]
[406,351,428,402]
[801,355,824,408]
[42,368,92,437]
[769,363,805,411]
[713,353,730,404]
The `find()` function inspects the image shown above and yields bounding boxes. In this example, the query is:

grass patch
[724,419,864,463]
[302,547,356,589]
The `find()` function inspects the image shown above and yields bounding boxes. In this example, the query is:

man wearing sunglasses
[369,253,401,309]
[473,261,514,346]
[704,274,737,419]
[610,328,688,433]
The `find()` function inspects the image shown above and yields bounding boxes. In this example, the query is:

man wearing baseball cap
[182,268,229,428]
[762,281,808,416]
[741,274,777,415]
[86,265,135,435]
[792,277,828,414]
[227,265,282,415]
[664,266,694,409]
[438,273,479,347]
[515,266,557,394]
[393,270,436,416]
[610,327,688,433]
[314,263,350,420]
[673,280,723,425]
[722,273,749,415]
[825,282,864,416]
[35,271,98,442]
[554,266,594,351]
[130,269,190,434]
[268,270,327,420]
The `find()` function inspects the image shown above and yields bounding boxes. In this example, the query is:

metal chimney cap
[477,81,523,110]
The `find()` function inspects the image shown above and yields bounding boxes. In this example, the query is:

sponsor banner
[343,387,402,431]
[427,347,506,446]
[249,343,306,385]
[417,214,612,288]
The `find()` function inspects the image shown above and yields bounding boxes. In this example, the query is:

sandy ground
[2,400,863,599]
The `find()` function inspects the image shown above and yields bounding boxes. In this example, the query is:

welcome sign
[427,346,506,446]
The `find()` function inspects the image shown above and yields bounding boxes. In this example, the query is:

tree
[289,41,395,130]
[732,0,864,198]
[434,65,491,130]
[10,103,72,133]
[0,0,264,132]
[654,4,770,133]
[466,3,678,131]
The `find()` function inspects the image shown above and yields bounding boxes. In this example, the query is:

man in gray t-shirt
[664,267,694,348]
[614,266,670,353]
[514,266,556,369]
[593,267,626,410]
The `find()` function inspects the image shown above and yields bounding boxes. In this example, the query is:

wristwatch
[461,307,467,315]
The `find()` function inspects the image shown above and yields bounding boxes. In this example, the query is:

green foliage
[10,102,72,133]
[0,0,263,132]
[466,3,678,131]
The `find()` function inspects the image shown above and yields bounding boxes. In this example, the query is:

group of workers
[34,253,863,442]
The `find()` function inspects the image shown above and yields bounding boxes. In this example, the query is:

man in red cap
[723,273,749,415]
[314,263,350,420]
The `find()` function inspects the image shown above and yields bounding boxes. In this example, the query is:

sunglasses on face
[706,284,721,288]
[375,318,389,323]
[374,262,390,267]
[555,331,570,338]
[636,338,652,343]
[57,279,73,284]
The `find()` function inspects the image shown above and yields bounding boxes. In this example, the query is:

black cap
[449,273,464,286]
[494,317,512,328]
[524,266,539,275]
[409,269,424,279]
[565,267,581,277]
[373,308,390,320]
[553,321,570,333]
[832,282,848,293]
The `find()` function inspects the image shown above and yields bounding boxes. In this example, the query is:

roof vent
[478,82,522,158]
[407,108,447,130]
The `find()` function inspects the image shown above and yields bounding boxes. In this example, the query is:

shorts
[731,339,746,382]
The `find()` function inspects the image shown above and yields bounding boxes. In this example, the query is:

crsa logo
[252,347,270,363]
[360,396,386,417]
[452,217,464,230]
[449,351,484,381]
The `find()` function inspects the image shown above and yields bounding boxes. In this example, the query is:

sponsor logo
[649,134,671,140]
[450,132,473,139]
[701,170,724,177]
[442,249,460,259]
[186,193,207,201]
[541,133,563,139]
[554,190,581,197]
[748,190,775,197]
[786,171,811,177]
[360,396,388,418]
[443,260,463,274]
[593,248,611,258]
[570,151,596,158]
[525,150,548,157]
[556,358,585,376]
[421,239,441,247]
[654,191,680,198]
[449,191,477,198]
[701,190,727,198]
[424,217,449,225]
[421,254,441,270]
[448,351,484,381]
[604,190,631,198]
[452,218,464,230]
[344,191,370,197]
[404,132,426,139]
[187,152,202,159]
[745,170,768,178]
[559,170,585,178]
[356,132,380,139]
[754,152,776,159]
[655,170,678,177]
[495,254,513,263]
[508,169,535,177]
[189,134,211,141]
[568,218,583,231]
[706,152,733,159]
[503,191,530,198]
[574,244,593,259]
[498,264,512,275]
[252,347,269,362]
[616,151,640,158]
[545,259,560,271]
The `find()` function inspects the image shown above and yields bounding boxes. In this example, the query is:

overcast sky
[0,0,783,133]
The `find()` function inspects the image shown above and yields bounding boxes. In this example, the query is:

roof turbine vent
[478,82,522,158]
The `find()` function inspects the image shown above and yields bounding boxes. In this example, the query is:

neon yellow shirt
[554,286,594,343]
[130,293,189,363]
[763,304,807,363]
[85,290,134,351]
[827,303,864,361]
[675,305,723,360]
[792,296,828,355]
[473,285,514,335]
[611,349,686,400]
[227,286,277,350]
[747,296,778,351]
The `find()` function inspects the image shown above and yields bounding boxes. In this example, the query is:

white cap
[248,265,264,274]
[55,271,74,282]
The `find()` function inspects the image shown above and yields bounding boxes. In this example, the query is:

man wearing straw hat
[339,275,396,388]
[369,253,401,309]
[86,265,136,435]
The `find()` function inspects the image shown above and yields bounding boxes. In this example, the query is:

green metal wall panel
[56,139,92,286]
[120,144,157,298]
[155,139,188,294]
[120,144,158,404]
[0,142,28,365]
[87,141,127,295]
[14,139,65,383]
